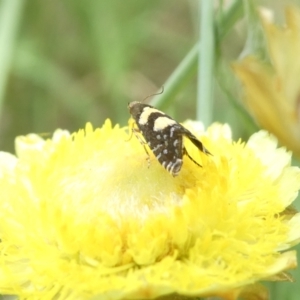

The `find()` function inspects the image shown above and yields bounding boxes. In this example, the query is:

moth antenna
[141,86,164,104]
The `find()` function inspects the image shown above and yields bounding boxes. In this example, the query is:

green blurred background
[0,0,292,151]
[0,0,300,299]
[0,0,298,149]
[1,0,206,151]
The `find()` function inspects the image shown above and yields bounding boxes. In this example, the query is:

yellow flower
[233,6,300,157]
[0,119,300,300]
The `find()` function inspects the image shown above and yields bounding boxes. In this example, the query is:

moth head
[128,101,146,119]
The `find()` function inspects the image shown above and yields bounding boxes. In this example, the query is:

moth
[128,101,210,176]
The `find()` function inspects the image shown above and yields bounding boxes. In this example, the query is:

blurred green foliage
[0,0,299,151]
[1,0,205,151]
[0,0,300,299]
[0,0,294,148]
[0,0,247,151]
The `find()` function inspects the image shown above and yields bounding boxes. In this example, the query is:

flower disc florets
[0,120,300,300]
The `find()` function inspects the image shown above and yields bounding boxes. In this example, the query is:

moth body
[128,101,210,176]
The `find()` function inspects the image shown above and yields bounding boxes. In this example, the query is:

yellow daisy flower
[233,6,300,157]
[0,120,300,300]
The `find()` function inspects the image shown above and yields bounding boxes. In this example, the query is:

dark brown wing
[139,120,184,176]
[180,127,211,155]
[130,102,210,175]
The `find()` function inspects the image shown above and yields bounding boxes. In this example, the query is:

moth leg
[126,120,137,142]
[183,147,202,168]
[131,128,151,168]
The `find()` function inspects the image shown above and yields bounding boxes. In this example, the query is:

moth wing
[180,126,211,155]
[145,123,184,176]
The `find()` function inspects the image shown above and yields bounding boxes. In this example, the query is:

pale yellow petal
[0,152,17,176]
[0,121,299,299]
[234,7,300,156]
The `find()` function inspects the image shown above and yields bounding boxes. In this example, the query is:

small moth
[128,101,210,176]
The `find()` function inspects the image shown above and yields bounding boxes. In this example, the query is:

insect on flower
[128,101,211,176]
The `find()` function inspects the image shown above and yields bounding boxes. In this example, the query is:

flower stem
[151,43,199,110]
[197,0,215,126]
[152,0,243,115]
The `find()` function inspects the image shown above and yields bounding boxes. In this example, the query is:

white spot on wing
[166,161,173,171]
[152,144,162,152]
[154,117,176,131]
[139,107,163,125]
[160,157,182,176]
[170,127,175,137]
[170,158,182,176]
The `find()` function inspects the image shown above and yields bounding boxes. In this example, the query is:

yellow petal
[0,120,299,299]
